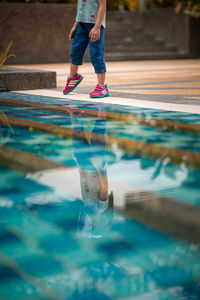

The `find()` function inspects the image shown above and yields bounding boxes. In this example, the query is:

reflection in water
[0,110,15,145]
[0,96,200,300]
[69,106,113,238]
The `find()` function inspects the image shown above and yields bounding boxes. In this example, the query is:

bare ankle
[69,64,79,78]
[69,73,77,78]
[97,72,106,86]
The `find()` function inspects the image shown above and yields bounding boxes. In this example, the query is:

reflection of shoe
[66,104,84,116]
[90,84,109,98]
[63,73,83,95]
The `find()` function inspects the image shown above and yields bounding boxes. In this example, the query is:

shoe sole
[63,76,83,95]
[90,93,110,98]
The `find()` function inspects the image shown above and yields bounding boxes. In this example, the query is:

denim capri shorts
[70,22,106,74]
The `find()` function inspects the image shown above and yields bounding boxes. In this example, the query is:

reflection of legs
[71,113,88,145]
[70,112,92,169]
[70,110,108,202]
[91,115,107,157]
[91,113,108,201]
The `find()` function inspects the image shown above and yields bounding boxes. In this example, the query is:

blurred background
[0,0,200,64]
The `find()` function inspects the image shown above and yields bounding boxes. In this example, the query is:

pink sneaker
[63,73,83,95]
[90,84,109,98]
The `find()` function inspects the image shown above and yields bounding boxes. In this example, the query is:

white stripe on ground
[15,89,200,114]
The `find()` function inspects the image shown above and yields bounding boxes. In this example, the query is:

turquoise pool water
[0,92,200,300]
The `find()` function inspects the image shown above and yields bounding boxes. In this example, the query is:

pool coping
[14,89,200,114]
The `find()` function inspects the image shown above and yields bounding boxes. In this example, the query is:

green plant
[0,111,15,141]
[147,0,200,17]
[107,0,200,16]
[0,41,15,71]
[107,0,139,10]
[175,0,200,17]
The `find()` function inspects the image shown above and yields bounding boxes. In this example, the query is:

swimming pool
[0,92,200,300]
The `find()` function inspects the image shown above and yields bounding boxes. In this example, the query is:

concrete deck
[10,59,200,113]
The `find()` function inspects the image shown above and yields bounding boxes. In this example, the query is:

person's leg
[63,23,89,94]
[89,25,106,78]
[97,72,106,86]
[69,64,79,78]
[89,25,109,97]
[70,23,89,69]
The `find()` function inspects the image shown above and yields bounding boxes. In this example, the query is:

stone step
[106,26,143,33]
[106,31,153,39]
[106,43,171,52]
[0,67,56,91]
[106,35,169,47]
[103,10,190,62]
[106,36,166,44]
[105,44,178,52]
[105,44,177,52]
[105,51,187,61]
[106,12,143,24]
